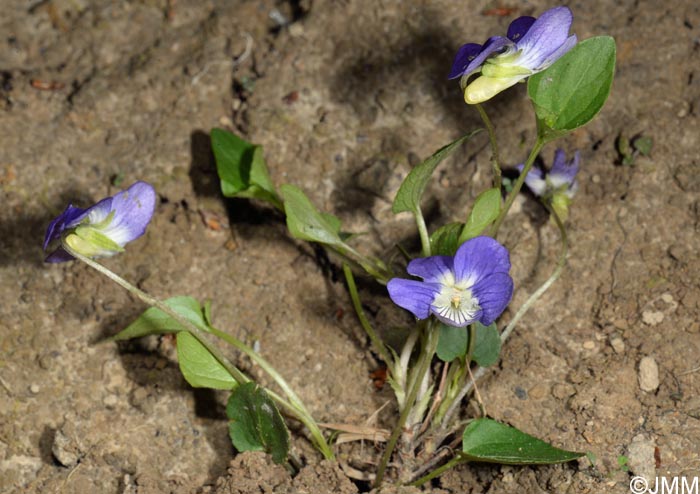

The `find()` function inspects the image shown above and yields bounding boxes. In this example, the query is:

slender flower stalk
[475,103,502,191]
[490,137,545,236]
[343,264,393,368]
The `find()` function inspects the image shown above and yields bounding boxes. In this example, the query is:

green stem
[466,323,477,362]
[475,103,501,192]
[409,456,466,487]
[342,264,393,367]
[332,244,391,285]
[374,322,438,487]
[489,137,545,237]
[68,247,334,460]
[415,207,431,257]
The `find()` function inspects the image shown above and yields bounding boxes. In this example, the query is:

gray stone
[639,356,660,392]
[627,434,656,481]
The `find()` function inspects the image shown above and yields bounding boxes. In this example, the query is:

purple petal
[518,163,547,196]
[453,236,511,285]
[44,247,76,263]
[101,182,157,246]
[507,16,536,42]
[448,43,482,79]
[515,6,573,70]
[549,149,580,184]
[43,204,87,250]
[407,255,453,283]
[387,279,440,320]
[472,272,514,325]
[536,34,577,70]
[551,148,567,171]
[448,36,511,80]
[516,163,544,180]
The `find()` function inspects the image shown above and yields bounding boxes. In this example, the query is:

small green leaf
[392,131,481,214]
[461,418,585,465]
[459,188,501,243]
[528,36,616,135]
[633,135,653,156]
[281,184,343,247]
[436,323,468,362]
[113,296,208,340]
[227,382,290,464]
[430,222,464,256]
[176,331,237,390]
[471,322,501,367]
[462,418,584,464]
[616,133,631,159]
[211,128,281,207]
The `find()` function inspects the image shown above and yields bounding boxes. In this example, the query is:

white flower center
[432,273,480,326]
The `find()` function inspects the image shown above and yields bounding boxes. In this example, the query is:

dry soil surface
[1,0,699,493]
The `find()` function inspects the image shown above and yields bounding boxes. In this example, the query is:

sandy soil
[1,0,699,493]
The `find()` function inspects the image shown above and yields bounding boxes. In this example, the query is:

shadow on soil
[1,187,93,267]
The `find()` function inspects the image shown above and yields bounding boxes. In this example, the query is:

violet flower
[449,6,577,104]
[517,148,580,221]
[44,181,156,263]
[517,148,580,199]
[387,236,513,328]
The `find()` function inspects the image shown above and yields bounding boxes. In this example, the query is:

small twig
[679,365,700,376]
[466,364,486,417]
[231,33,254,68]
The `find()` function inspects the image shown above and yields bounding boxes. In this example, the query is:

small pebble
[29,384,40,394]
[582,340,596,350]
[103,395,119,409]
[610,336,626,354]
[613,318,629,330]
[638,356,660,392]
[529,384,547,400]
[289,23,304,37]
[552,383,576,400]
[642,310,664,326]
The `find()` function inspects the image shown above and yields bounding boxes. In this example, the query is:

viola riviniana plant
[387,236,513,328]
[43,181,156,262]
[449,6,577,104]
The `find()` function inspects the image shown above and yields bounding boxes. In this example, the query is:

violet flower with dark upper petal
[517,148,580,198]
[517,148,580,221]
[387,236,513,328]
[44,181,156,263]
[449,6,577,104]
